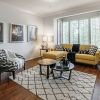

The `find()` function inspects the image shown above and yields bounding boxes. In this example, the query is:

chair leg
[24,62,25,70]
[12,71,15,79]
[0,73,1,84]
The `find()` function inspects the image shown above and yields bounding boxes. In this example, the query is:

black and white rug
[10,65,96,100]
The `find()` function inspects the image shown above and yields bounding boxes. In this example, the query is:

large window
[63,22,69,43]
[70,20,79,44]
[91,17,100,48]
[79,19,89,44]
[57,20,62,45]
[57,16,100,48]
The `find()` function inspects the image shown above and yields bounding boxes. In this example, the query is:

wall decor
[0,23,3,42]
[10,24,25,42]
[27,25,37,41]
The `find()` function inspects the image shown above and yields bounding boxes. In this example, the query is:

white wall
[0,2,43,60]
[43,1,100,47]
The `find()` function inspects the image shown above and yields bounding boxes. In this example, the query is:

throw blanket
[67,44,80,63]
[67,52,76,63]
[72,44,80,53]
[5,50,24,69]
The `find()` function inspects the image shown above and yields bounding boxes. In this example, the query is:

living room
[0,0,100,100]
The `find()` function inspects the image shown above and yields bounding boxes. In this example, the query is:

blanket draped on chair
[67,44,80,63]
[5,50,24,69]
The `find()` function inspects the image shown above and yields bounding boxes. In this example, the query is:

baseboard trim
[25,57,41,62]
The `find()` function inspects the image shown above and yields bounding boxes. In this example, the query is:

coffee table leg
[68,70,72,80]
[47,66,49,79]
[40,65,42,75]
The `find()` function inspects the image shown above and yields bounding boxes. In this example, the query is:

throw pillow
[0,49,7,63]
[67,48,72,52]
[88,46,98,55]
[85,49,89,54]
[64,48,72,52]
[79,50,84,54]
[55,44,63,51]
[63,48,66,51]
[79,49,89,54]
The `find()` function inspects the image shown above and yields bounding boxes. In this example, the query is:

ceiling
[0,0,99,17]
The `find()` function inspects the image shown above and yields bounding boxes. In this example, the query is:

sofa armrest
[15,53,25,60]
[95,51,100,63]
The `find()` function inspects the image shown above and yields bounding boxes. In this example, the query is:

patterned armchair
[0,49,25,81]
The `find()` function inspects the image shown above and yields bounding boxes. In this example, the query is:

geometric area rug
[10,65,96,100]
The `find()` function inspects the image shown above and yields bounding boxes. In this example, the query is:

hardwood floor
[0,58,100,100]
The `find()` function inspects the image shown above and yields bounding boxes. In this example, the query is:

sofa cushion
[63,44,73,49]
[88,46,98,55]
[76,54,95,61]
[43,51,67,59]
[79,45,90,50]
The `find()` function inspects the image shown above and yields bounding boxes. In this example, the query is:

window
[62,19,89,44]
[57,20,62,45]
[70,20,79,44]
[57,15,100,48]
[79,19,89,44]
[62,22,69,43]
[91,17,100,48]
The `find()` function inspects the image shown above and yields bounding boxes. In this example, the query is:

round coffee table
[52,61,74,80]
[38,59,56,79]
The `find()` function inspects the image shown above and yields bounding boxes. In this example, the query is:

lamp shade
[42,36,47,41]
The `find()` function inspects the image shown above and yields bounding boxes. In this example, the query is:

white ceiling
[0,0,99,17]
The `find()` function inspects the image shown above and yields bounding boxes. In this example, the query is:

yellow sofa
[43,51,67,60]
[43,44,100,65]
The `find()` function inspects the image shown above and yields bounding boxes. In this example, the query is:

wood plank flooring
[0,58,100,100]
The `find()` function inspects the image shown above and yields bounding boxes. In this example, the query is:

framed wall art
[27,25,37,41]
[10,24,25,42]
[0,23,3,42]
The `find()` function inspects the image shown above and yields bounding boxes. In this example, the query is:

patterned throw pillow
[64,48,72,52]
[79,50,83,54]
[55,45,63,51]
[0,49,7,64]
[79,50,89,54]
[88,46,98,55]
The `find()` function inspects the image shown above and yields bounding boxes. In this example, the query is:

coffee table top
[38,59,56,66]
[53,61,74,71]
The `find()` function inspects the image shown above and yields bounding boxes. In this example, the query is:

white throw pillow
[7,51,16,58]
[5,50,16,60]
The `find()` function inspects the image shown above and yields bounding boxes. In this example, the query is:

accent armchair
[0,49,25,82]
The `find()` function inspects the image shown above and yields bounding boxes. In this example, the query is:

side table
[40,48,48,56]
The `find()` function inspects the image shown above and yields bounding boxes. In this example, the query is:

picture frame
[0,23,3,43]
[10,24,25,42]
[27,25,37,41]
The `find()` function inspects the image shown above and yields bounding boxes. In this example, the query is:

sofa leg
[95,64,98,69]
[93,65,97,69]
